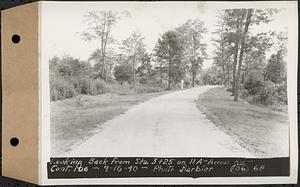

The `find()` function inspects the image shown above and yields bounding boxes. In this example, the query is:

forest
[49,8,287,108]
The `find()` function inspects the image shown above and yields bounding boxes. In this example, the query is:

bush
[256,80,278,105]
[243,76,264,96]
[135,84,163,94]
[275,82,287,104]
[184,78,192,87]
[51,78,77,101]
[89,79,110,95]
[74,77,90,94]
[110,82,134,95]
[242,72,287,106]
[138,77,148,84]
[114,63,134,84]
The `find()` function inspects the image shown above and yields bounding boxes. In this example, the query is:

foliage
[81,11,130,81]
[89,79,110,95]
[136,53,154,84]
[50,55,91,101]
[243,73,287,105]
[154,30,184,89]
[50,8,287,109]
[243,72,265,96]
[135,84,164,94]
[202,66,223,85]
[176,19,208,87]
[264,52,286,84]
[49,55,166,101]
[113,63,134,84]
[119,31,147,85]
[89,48,116,80]
[51,77,77,101]
[256,80,278,105]
[210,8,287,107]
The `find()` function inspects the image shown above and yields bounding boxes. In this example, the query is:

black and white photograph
[40,1,298,184]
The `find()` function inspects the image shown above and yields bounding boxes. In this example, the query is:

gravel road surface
[69,86,253,157]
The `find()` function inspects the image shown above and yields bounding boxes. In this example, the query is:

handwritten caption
[47,157,289,178]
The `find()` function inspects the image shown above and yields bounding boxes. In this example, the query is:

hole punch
[11,34,21,43]
[10,137,19,146]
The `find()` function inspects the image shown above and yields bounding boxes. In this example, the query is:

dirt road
[69,86,253,157]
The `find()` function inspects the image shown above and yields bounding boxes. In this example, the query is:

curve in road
[68,85,253,157]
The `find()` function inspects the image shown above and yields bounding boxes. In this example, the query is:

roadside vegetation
[50,12,208,101]
[50,9,287,109]
[195,9,289,157]
[202,9,287,110]
[197,87,289,157]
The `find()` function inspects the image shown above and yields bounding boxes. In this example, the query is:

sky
[41,1,294,69]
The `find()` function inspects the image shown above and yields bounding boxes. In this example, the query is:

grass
[196,86,289,158]
[51,91,170,156]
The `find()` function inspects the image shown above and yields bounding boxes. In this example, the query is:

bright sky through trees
[41,1,289,69]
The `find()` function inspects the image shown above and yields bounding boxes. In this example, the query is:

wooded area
[208,9,287,106]
[49,8,287,108]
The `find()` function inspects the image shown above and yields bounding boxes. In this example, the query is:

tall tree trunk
[100,36,107,81]
[168,73,171,90]
[222,63,226,87]
[102,55,107,81]
[232,13,241,95]
[234,9,253,101]
[221,41,226,87]
[132,54,136,87]
[220,24,226,87]
[192,71,196,87]
[191,36,196,87]
[192,63,197,87]
[232,41,239,95]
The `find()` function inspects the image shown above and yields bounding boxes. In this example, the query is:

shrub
[111,82,135,95]
[114,63,134,84]
[275,82,287,104]
[256,80,278,105]
[243,76,264,96]
[135,84,163,94]
[89,79,110,95]
[74,77,90,94]
[50,78,77,101]
[184,78,192,87]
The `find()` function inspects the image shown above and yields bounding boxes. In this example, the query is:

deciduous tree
[154,31,184,89]
[81,11,130,81]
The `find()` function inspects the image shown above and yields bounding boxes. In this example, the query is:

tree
[212,12,235,87]
[234,9,253,101]
[242,32,272,84]
[81,11,130,81]
[89,48,117,81]
[114,63,134,84]
[217,8,279,101]
[176,19,207,87]
[49,55,92,100]
[120,31,147,85]
[264,53,286,84]
[264,31,287,84]
[202,66,223,85]
[136,53,154,84]
[220,9,245,96]
[154,31,183,89]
